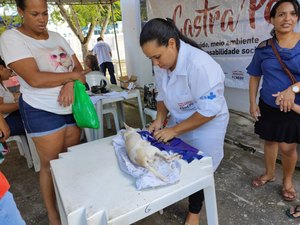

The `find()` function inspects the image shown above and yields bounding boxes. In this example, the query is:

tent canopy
[1,0,118,4]
[50,0,118,4]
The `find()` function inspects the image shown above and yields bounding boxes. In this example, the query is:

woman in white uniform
[140,18,229,225]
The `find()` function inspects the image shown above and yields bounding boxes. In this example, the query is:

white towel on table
[112,130,181,190]
[90,91,129,104]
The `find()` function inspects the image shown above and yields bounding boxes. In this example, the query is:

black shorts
[255,99,300,143]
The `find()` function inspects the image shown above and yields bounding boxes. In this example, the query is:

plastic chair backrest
[85,71,110,89]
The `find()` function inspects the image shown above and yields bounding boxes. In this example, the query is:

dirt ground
[2,99,300,225]
[0,100,143,225]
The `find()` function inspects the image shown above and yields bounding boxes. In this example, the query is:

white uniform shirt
[0,84,15,118]
[0,29,75,114]
[154,41,229,170]
[93,41,112,65]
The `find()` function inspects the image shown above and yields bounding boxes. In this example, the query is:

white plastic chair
[85,71,120,141]
[144,107,157,122]
[25,131,40,172]
[7,133,40,172]
[7,135,33,168]
[85,71,111,90]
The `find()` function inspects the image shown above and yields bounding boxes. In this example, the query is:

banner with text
[147,0,281,89]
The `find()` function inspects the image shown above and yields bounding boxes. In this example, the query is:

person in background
[0,0,85,224]
[83,54,100,90]
[0,113,25,225]
[139,18,229,225]
[247,0,300,202]
[83,54,100,73]
[93,36,117,84]
[0,57,25,136]
[273,93,300,218]
[277,86,300,219]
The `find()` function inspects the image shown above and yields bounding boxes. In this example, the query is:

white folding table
[90,89,145,140]
[50,136,219,225]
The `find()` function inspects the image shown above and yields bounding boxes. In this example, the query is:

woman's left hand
[153,127,178,143]
[274,87,295,112]
[58,82,74,107]
[13,93,20,103]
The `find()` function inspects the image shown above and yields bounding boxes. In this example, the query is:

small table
[50,136,219,225]
[90,89,145,140]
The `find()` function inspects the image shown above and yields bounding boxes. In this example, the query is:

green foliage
[50,7,63,24]
[0,3,20,35]
[50,2,121,34]
[140,0,148,21]
[0,2,122,60]
[111,2,121,22]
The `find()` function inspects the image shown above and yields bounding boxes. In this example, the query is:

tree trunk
[82,42,92,66]
[100,5,111,38]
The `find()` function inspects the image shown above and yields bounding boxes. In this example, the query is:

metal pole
[111,2,123,77]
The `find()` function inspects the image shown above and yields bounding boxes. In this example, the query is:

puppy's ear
[123,123,136,132]
[123,122,129,129]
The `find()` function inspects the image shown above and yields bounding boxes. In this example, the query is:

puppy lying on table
[123,123,180,182]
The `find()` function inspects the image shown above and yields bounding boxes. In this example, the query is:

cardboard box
[118,75,137,89]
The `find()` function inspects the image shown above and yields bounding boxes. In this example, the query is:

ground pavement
[1,101,300,225]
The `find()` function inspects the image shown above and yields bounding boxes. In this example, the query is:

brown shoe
[252,175,275,188]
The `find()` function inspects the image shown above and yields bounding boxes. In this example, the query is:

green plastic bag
[72,80,100,129]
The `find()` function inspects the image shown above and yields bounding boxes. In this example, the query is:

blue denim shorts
[19,95,76,137]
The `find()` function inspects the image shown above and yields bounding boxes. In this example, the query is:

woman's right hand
[13,93,20,103]
[250,102,260,121]
[74,71,86,84]
[58,82,74,107]
[0,115,10,141]
[148,119,164,133]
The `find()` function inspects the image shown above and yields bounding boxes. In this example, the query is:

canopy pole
[111,1,123,77]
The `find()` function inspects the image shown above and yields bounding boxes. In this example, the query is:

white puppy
[123,124,179,182]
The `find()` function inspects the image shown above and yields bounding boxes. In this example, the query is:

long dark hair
[15,0,47,10]
[139,18,201,50]
[270,0,300,37]
[0,57,8,88]
[85,55,100,71]
[15,0,26,10]
[0,57,5,68]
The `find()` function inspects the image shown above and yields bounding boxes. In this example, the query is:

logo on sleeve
[200,92,216,100]
[178,101,196,111]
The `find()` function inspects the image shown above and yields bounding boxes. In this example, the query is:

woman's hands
[148,120,177,142]
[58,71,86,107]
[273,86,295,112]
[250,102,261,121]
[73,71,86,84]
[153,127,178,143]
[13,93,20,103]
[58,82,74,107]
[148,119,163,133]
[0,115,10,141]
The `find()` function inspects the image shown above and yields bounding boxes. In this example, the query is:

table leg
[135,89,146,128]
[116,102,124,128]
[204,178,219,225]
[95,100,104,139]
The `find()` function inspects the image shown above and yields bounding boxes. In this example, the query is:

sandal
[252,175,275,188]
[282,187,297,201]
[286,205,300,219]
